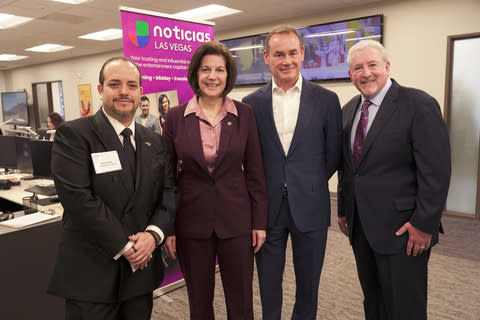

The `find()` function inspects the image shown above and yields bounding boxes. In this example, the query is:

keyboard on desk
[25,184,57,196]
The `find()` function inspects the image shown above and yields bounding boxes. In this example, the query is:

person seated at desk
[135,96,161,134]
[46,112,64,141]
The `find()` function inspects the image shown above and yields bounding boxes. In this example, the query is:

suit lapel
[146,114,154,128]
[287,79,313,157]
[358,83,400,166]
[185,113,211,176]
[91,111,134,195]
[127,125,152,207]
[261,82,285,157]
[214,112,235,171]
[345,96,362,169]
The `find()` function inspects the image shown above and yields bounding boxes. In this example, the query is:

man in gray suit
[48,57,178,320]
[243,25,342,320]
[337,40,451,320]
[135,96,161,134]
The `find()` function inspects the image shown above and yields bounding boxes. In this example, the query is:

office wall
[224,0,480,106]
[0,71,5,95]
[1,51,121,121]
[1,0,479,190]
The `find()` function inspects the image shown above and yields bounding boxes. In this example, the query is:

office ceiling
[0,0,383,71]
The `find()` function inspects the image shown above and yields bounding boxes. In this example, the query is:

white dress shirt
[272,76,303,155]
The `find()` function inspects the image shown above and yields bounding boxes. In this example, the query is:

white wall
[222,0,480,192]
[1,0,479,191]
[0,71,5,94]
[0,71,6,117]
[1,50,123,121]
[224,0,480,108]
[4,0,479,118]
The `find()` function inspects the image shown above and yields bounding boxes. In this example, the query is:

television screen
[0,136,17,170]
[30,140,53,179]
[1,91,29,126]
[220,14,383,85]
[16,136,33,174]
[221,33,271,85]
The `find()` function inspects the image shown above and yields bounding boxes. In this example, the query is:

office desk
[0,175,64,320]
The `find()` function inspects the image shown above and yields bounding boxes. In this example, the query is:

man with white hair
[337,40,451,320]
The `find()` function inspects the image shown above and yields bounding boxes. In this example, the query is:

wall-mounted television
[221,33,271,86]
[220,14,383,85]
[1,91,29,126]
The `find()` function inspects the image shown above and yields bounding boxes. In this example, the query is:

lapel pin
[144,141,151,147]
[227,121,232,126]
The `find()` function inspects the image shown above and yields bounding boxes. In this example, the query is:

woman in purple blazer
[163,42,268,320]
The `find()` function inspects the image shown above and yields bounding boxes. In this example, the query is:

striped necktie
[352,100,372,167]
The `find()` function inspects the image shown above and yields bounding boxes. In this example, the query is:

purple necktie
[352,100,372,167]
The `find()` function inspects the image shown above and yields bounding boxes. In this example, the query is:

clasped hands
[338,217,432,256]
[123,232,156,270]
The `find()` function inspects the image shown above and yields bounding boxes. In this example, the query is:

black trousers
[352,210,430,320]
[65,293,153,320]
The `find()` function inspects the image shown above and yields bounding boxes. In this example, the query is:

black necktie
[120,128,136,185]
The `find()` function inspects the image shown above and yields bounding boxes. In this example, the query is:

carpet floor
[151,199,480,319]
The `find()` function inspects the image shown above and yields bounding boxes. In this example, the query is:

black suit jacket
[243,78,342,232]
[337,79,451,254]
[48,110,178,302]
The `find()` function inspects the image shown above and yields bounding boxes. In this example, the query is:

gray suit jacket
[337,79,451,254]
[135,113,161,134]
[48,110,178,302]
[243,78,342,232]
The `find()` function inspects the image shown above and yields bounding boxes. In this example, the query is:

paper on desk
[0,212,57,229]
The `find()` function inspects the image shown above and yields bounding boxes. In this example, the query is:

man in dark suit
[243,26,342,320]
[48,57,178,320]
[135,96,161,134]
[337,40,451,320]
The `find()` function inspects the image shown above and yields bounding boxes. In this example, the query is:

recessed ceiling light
[0,54,29,61]
[78,28,123,41]
[0,13,33,29]
[26,44,74,53]
[50,0,89,4]
[173,4,242,21]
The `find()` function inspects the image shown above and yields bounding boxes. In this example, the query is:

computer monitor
[1,91,29,126]
[30,140,53,178]
[0,136,17,171]
[36,128,50,140]
[15,136,33,173]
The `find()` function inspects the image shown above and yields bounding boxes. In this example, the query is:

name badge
[91,151,122,174]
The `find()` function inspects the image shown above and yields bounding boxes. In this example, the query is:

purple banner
[120,7,214,288]
[120,8,215,104]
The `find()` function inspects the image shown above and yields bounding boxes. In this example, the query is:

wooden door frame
[31,81,57,129]
[443,32,480,219]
